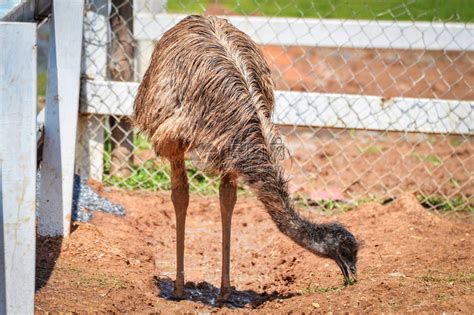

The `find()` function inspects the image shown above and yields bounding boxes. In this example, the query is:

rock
[388,272,406,278]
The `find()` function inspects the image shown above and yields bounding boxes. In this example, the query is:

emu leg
[170,157,189,299]
[218,173,237,302]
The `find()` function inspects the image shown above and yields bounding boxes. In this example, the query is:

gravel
[36,173,125,223]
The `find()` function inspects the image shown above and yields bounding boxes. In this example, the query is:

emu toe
[217,286,234,304]
[170,287,187,301]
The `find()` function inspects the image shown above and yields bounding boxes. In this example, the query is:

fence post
[76,0,109,181]
[38,0,85,236]
[0,21,37,314]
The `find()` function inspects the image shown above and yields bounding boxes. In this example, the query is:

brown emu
[134,15,359,301]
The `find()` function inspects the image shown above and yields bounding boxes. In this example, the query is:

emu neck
[257,190,325,253]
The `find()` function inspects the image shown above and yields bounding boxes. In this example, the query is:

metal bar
[81,79,473,134]
[38,0,85,236]
[0,21,37,314]
[134,13,474,51]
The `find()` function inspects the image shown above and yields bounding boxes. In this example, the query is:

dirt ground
[35,185,473,313]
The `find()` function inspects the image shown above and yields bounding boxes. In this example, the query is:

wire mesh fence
[77,0,473,213]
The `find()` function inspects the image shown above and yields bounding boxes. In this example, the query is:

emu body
[134,15,359,301]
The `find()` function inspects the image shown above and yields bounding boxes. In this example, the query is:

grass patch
[294,194,352,213]
[450,178,460,189]
[418,194,473,213]
[449,137,465,147]
[418,272,474,284]
[413,153,443,166]
[104,160,250,195]
[77,274,128,289]
[167,0,474,22]
[103,133,250,194]
[357,145,382,155]
[57,265,84,274]
[348,129,357,140]
[300,284,343,294]
[104,161,173,191]
[294,194,382,214]
[134,133,153,150]
[103,159,219,193]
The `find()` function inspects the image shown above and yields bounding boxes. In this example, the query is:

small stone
[388,272,406,278]
[312,302,320,308]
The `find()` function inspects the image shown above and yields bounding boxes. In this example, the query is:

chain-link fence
[77,0,473,213]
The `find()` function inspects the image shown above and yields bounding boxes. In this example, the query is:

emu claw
[217,286,234,305]
[170,289,187,301]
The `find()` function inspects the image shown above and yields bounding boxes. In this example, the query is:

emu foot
[170,290,187,300]
[217,286,235,305]
[170,285,187,301]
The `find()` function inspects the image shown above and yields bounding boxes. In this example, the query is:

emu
[133,15,359,302]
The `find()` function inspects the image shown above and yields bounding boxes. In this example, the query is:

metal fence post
[0,21,37,314]
[38,0,85,236]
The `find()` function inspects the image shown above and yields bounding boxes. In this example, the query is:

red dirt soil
[35,187,473,313]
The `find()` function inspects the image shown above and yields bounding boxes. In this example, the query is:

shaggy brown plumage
[134,15,359,300]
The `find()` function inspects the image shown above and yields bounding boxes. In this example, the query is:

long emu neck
[224,119,317,250]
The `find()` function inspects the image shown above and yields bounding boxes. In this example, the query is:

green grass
[104,135,212,192]
[134,133,153,150]
[300,284,345,294]
[413,153,443,166]
[103,133,248,194]
[77,274,128,289]
[357,145,383,155]
[295,192,472,215]
[167,0,474,22]
[449,137,465,147]
[103,159,224,194]
[418,194,474,213]
[294,193,382,214]
[418,272,474,284]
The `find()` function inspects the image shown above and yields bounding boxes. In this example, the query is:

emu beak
[336,257,357,285]
[350,265,357,282]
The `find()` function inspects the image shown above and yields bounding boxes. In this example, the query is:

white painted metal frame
[134,13,474,51]
[81,80,473,134]
[1,0,51,22]
[39,0,85,236]
[0,21,37,314]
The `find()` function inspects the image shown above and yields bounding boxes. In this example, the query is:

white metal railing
[135,13,474,51]
[81,79,473,134]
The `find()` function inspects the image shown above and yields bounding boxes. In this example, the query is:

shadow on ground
[35,236,63,291]
[154,276,297,308]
